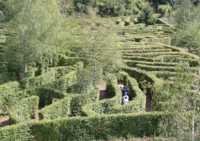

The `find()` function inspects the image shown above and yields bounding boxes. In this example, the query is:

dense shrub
[137,2,158,25]
[9,96,39,123]
[67,0,147,16]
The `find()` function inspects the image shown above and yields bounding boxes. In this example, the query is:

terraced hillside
[120,24,200,111]
[0,22,200,141]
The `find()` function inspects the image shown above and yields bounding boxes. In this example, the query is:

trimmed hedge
[70,90,98,116]
[82,78,122,116]
[113,71,146,113]
[125,60,178,67]
[136,64,177,72]
[0,113,173,141]
[123,52,182,57]
[9,96,39,123]
[21,69,56,89]
[0,81,21,114]
[39,96,71,120]
[124,66,163,93]
[31,112,173,141]
[49,70,77,92]
[0,123,32,141]
[35,88,65,108]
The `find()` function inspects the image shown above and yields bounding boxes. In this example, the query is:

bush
[65,0,147,17]
[137,3,158,25]
[9,96,39,123]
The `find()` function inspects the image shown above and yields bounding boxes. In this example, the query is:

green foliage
[71,0,146,16]
[70,90,98,116]
[33,88,65,108]
[3,0,70,79]
[158,4,172,16]
[114,72,146,113]
[31,112,172,141]
[172,0,200,50]
[0,81,21,114]
[137,3,158,25]
[21,69,56,89]
[156,65,200,140]
[39,96,71,120]
[0,123,32,141]
[9,96,39,123]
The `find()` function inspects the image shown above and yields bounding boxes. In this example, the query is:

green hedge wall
[0,123,32,141]
[70,90,98,116]
[49,70,77,92]
[113,71,146,113]
[39,96,71,120]
[9,96,39,123]
[35,88,65,108]
[83,72,146,116]
[31,112,173,141]
[21,69,56,89]
[0,81,21,115]
[124,66,163,93]
[82,78,122,116]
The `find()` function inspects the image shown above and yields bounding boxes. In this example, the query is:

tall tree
[158,65,200,140]
[4,0,65,80]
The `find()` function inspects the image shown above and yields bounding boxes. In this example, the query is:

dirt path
[0,116,10,127]
[97,80,108,99]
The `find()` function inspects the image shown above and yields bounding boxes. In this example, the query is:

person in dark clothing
[122,85,129,96]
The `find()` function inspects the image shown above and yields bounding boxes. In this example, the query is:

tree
[171,0,200,54]
[158,65,200,140]
[4,0,65,80]
[67,19,122,91]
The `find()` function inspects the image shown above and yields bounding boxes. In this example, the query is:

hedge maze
[0,22,199,141]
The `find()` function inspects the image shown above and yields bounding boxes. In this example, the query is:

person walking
[123,94,129,105]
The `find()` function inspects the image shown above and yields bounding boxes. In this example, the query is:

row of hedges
[135,64,177,72]
[123,52,182,57]
[70,89,98,116]
[32,88,65,108]
[112,71,146,113]
[21,66,74,89]
[9,96,39,123]
[83,72,146,116]
[82,77,121,116]
[39,89,98,119]
[49,70,77,92]
[124,66,163,101]
[21,69,56,89]
[39,96,71,120]
[0,112,173,141]
[125,60,178,67]
[123,48,172,53]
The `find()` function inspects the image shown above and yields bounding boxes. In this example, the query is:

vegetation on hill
[0,0,200,141]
